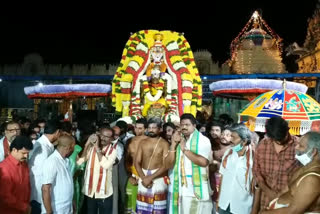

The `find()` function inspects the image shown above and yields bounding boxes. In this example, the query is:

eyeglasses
[6,128,21,133]
[100,135,112,139]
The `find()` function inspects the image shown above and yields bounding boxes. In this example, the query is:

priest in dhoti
[134,118,170,214]
[166,114,213,214]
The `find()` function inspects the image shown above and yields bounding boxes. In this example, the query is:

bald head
[57,135,75,148]
[56,135,75,158]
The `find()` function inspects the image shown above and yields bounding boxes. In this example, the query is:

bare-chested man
[134,118,147,137]
[262,131,320,214]
[209,127,233,208]
[124,118,148,213]
[134,117,169,214]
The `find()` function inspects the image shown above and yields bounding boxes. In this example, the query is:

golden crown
[153,33,164,41]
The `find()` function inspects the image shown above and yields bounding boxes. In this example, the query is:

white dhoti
[136,168,168,214]
[181,196,212,214]
[167,192,213,214]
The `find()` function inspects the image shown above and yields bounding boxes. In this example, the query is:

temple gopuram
[210,11,289,120]
[228,11,286,74]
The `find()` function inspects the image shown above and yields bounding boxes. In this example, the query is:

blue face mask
[232,143,243,152]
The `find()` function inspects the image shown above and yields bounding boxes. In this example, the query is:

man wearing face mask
[41,135,75,214]
[261,131,320,213]
[253,117,301,213]
[217,124,255,214]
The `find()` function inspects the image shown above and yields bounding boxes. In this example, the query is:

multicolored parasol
[239,86,320,135]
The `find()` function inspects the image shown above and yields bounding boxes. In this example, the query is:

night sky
[0,1,318,66]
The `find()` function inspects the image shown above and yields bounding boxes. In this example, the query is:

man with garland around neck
[134,117,170,214]
[166,113,213,214]
[261,131,320,214]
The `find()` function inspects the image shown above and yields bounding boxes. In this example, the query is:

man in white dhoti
[166,113,213,214]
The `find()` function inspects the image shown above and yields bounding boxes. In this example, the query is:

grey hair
[304,131,320,158]
[230,123,252,145]
[251,131,260,145]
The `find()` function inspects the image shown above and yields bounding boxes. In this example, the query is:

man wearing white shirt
[29,122,60,214]
[166,113,213,214]
[42,135,75,214]
[0,121,21,162]
[217,124,255,214]
[78,127,117,214]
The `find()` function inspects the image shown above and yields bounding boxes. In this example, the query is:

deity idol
[112,30,202,123]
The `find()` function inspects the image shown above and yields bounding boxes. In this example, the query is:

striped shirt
[78,144,117,199]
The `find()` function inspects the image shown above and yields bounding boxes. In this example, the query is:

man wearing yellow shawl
[166,114,213,213]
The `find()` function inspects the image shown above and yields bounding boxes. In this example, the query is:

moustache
[148,132,157,137]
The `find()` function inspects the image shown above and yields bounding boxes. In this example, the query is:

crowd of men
[0,113,319,214]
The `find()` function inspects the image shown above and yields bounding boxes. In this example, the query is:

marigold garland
[112,30,202,122]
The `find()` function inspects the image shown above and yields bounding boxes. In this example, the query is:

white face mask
[295,150,313,166]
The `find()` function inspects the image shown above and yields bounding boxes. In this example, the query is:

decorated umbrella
[239,82,320,135]
[24,84,112,121]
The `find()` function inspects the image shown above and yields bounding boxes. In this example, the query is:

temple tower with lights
[227,11,286,74]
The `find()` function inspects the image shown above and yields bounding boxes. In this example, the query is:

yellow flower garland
[112,30,202,118]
